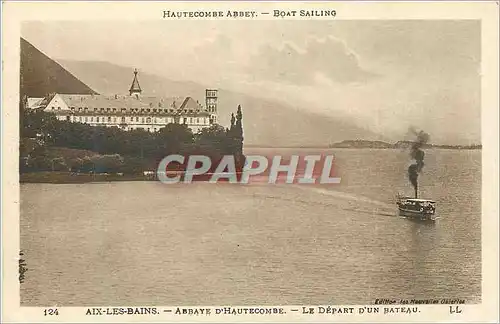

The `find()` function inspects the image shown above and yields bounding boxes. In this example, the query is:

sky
[22,20,481,144]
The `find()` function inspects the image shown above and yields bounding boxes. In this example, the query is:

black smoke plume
[408,128,430,198]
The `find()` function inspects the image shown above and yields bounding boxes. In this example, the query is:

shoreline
[245,146,482,150]
[19,171,241,184]
[20,172,155,184]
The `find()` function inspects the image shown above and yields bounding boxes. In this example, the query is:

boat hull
[398,208,438,221]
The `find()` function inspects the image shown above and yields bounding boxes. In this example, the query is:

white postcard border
[2,1,498,323]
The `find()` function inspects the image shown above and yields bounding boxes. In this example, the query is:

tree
[20,107,58,145]
[120,156,146,175]
[234,105,244,153]
[195,124,228,150]
[92,154,124,173]
[228,105,245,170]
[81,156,96,173]
[155,123,194,157]
[51,157,67,171]
[68,157,84,173]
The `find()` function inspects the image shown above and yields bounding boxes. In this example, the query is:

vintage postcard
[2,1,499,323]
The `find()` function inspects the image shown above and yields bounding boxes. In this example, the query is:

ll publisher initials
[449,306,463,314]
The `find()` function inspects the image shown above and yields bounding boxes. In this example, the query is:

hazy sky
[22,20,481,144]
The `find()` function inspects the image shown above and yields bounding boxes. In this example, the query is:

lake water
[20,148,481,306]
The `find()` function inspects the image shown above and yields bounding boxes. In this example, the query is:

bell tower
[205,89,218,124]
[129,69,142,98]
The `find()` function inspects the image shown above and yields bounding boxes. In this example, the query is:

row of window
[49,106,216,115]
[58,116,216,130]
[124,125,211,133]
[127,126,159,132]
[69,115,209,125]
[61,106,212,114]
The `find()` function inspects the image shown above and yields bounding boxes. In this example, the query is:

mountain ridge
[20,38,384,146]
[55,59,384,146]
[20,38,98,97]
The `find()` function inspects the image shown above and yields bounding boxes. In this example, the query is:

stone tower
[205,89,218,124]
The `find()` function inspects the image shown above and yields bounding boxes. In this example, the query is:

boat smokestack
[407,128,429,198]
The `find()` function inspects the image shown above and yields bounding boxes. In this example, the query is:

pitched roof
[180,97,200,110]
[27,97,45,109]
[56,94,209,115]
[129,69,142,94]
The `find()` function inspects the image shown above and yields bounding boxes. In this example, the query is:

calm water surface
[20,149,481,306]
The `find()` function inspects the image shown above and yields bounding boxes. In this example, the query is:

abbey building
[30,69,218,134]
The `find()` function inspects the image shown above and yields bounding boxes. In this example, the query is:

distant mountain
[55,59,383,147]
[20,38,97,97]
[329,139,482,150]
[20,37,381,146]
[330,140,394,149]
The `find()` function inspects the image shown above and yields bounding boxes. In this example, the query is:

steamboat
[399,129,437,221]
[396,192,437,221]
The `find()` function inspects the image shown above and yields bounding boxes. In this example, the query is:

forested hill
[20,38,98,97]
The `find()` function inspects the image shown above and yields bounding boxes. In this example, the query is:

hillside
[329,139,482,149]
[56,59,382,147]
[20,38,98,97]
[20,36,382,146]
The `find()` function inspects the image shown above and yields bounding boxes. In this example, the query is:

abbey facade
[30,69,218,134]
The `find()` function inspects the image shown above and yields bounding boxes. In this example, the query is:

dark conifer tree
[235,105,244,155]
[230,113,236,131]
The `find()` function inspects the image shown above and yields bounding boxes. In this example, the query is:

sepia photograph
[2,1,499,322]
[18,18,483,306]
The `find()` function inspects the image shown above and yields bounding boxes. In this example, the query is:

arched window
[146,117,151,123]
[108,116,111,122]
[121,116,125,123]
